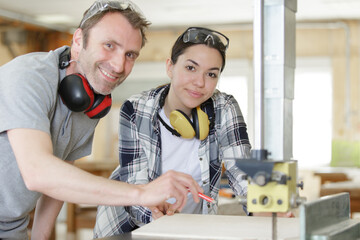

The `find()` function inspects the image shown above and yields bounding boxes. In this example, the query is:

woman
[94,27,251,237]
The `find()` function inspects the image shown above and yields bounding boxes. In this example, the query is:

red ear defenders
[58,74,112,119]
[58,48,112,119]
[158,107,210,140]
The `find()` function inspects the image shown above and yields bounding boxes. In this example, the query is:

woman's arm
[117,100,200,224]
[218,95,251,195]
[117,101,160,224]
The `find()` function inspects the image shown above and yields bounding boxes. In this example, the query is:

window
[217,76,248,119]
[293,58,332,168]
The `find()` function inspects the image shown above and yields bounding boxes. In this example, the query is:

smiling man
[0,1,202,239]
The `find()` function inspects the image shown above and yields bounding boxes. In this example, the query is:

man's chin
[93,85,114,95]
[99,90,112,95]
[95,79,125,95]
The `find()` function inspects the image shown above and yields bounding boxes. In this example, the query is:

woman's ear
[71,28,83,59]
[166,58,173,79]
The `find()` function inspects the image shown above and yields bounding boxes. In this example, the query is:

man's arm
[31,161,75,240]
[8,128,202,210]
[31,194,64,240]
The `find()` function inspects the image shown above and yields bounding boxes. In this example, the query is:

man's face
[75,12,142,95]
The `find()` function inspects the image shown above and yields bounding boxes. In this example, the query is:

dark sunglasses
[80,0,143,28]
[182,27,229,53]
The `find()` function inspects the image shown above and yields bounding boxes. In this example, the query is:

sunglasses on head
[182,27,229,53]
[80,0,144,28]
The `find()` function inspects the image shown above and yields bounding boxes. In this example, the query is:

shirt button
[207,202,211,208]
[199,158,203,161]
[203,181,207,185]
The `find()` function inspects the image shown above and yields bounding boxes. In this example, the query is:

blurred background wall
[0,1,359,169]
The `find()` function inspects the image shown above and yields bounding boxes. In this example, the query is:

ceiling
[0,0,359,32]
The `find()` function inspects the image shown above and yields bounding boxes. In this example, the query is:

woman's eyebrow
[186,59,199,66]
[186,59,220,71]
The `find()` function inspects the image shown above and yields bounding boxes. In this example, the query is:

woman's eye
[186,65,195,71]
[105,43,113,49]
[208,72,218,78]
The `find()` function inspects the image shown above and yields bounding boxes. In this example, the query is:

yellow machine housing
[247,160,298,213]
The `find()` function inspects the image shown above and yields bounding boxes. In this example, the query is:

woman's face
[166,44,223,115]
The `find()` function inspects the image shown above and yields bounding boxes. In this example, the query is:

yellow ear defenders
[157,84,212,140]
[168,107,210,140]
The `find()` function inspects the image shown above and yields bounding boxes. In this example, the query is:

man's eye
[126,52,138,60]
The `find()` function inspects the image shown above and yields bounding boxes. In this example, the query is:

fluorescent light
[35,14,74,25]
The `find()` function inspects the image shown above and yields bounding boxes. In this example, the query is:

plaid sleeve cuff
[93,205,138,238]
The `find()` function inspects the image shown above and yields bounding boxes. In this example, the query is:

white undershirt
[159,108,203,214]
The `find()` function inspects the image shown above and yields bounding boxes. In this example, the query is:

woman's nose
[193,74,205,87]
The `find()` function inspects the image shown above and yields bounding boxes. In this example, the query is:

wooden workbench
[313,167,360,215]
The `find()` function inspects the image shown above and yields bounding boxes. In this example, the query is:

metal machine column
[236,0,302,218]
[263,0,297,161]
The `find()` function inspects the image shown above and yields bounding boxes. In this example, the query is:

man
[0,0,202,239]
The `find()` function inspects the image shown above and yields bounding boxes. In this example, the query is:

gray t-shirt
[0,46,99,239]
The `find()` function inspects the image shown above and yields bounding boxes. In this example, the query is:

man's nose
[110,53,125,73]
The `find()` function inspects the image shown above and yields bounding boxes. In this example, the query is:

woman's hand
[149,202,178,220]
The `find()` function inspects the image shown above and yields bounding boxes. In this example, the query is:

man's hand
[138,170,202,214]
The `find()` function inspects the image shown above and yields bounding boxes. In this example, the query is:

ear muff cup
[85,94,112,119]
[170,110,195,139]
[59,73,94,112]
[58,73,112,119]
[192,106,210,140]
[169,107,210,140]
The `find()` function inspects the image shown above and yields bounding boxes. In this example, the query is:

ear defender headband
[58,48,112,119]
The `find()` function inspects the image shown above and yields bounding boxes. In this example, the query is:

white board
[132,214,300,240]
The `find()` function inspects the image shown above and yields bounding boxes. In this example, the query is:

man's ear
[71,28,83,58]
[166,58,173,79]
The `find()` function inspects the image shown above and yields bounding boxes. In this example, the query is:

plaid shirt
[94,84,251,238]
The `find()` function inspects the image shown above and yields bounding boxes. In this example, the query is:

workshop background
[1,0,360,239]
